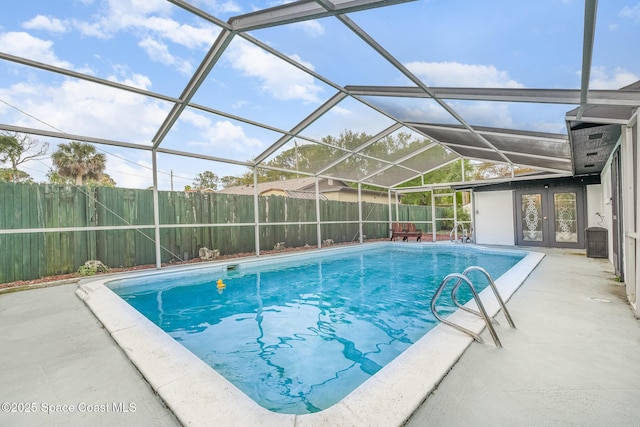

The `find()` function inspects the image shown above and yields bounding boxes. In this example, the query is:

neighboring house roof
[218,177,322,196]
[284,190,327,200]
[218,177,384,199]
[184,188,215,193]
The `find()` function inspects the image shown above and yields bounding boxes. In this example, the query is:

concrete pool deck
[1,247,639,426]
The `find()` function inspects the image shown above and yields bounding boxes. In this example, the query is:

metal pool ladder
[430,266,516,347]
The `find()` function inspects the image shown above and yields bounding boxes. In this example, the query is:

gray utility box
[585,227,608,258]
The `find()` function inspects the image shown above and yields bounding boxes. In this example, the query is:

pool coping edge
[76,244,544,427]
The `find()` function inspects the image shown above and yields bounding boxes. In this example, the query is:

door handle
[543,216,548,220]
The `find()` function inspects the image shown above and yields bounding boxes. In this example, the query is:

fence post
[358,183,363,243]
[253,168,260,256]
[152,150,161,269]
[315,178,322,248]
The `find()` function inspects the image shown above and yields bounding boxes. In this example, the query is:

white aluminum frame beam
[229,0,415,32]
[345,85,640,106]
[337,14,513,165]
[577,0,599,119]
[0,124,151,151]
[315,123,403,175]
[152,29,235,148]
[254,91,348,164]
[0,52,179,104]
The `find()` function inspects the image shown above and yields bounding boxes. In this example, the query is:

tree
[0,168,33,183]
[229,130,418,186]
[0,132,48,182]
[219,175,244,188]
[470,162,537,180]
[192,171,220,190]
[51,141,107,185]
[47,169,116,187]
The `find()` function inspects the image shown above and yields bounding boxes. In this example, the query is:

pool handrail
[430,272,503,347]
[450,266,516,329]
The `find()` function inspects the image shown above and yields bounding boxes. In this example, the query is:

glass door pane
[554,192,578,243]
[521,194,543,242]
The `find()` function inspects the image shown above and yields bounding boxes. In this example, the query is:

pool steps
[431,266,516,347]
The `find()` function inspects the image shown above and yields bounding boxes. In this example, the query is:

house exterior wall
[621,121,638,312]
[600,157,615,265]
[261,189,287,197]
[598,120,639,316]
[586,184,604,228]
[474,190,515,245]
[324,191,387,204]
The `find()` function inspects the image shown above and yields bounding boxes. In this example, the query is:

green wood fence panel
[1,183,448,284]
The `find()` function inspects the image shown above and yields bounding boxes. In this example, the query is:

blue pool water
[109,244,525,415]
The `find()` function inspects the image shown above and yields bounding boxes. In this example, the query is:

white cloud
[290,20,325,36]
[65,0,219,75]
[232,100,248,109]
[226,41,324,103]
[107,66,153,90]
[620,4,640,22]
[138,37,193,75]
[452,102,514,128]
[72,19,110,39]
[72,0,217,49]
[182,110,263,151]
[405,61,525,88]
[330,106,352,116]
[191,0,242,14]
[23,15,68,33]
[398,103,452,124]
[589,67,639,89]
[103,154,154,189]
[1,75,168,144]
[0,32,73,68]
[138,17,218,49]
[0,61,172,187]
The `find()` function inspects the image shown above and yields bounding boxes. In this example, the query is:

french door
[515,187,585,248]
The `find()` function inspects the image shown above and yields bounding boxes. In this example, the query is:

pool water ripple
[112,245,524,414]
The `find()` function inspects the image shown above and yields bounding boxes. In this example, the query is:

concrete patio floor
[1,247,639,426]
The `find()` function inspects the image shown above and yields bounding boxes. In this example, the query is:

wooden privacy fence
[0,182,444,284]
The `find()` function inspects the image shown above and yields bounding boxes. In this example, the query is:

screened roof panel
[188,36,336,131]
[297,96,395,142]
[0,63,171,146]
[409,124,488,149]
[358,128,433,163]
[322,153,388,182]
[1,1,639,190]
[351,1,585,89]
[241,17,414,88]
[160,105,287,163]
[258,138,351,175]
[503,153,572,173]
[363,165,422,187]
[0,0,221,98]
[479,128,569,153]
[398,145,459,174]
[156,152,250,191]
[359,96,456,125]
[566,104,636,123]
[438,100,571,133]
[443,146,506,163]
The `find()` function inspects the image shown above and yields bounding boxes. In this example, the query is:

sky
[1,0,639,190]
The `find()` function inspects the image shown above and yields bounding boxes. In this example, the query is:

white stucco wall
[586,184,604,228]
[474,190,515,245]
[600,163,614,264]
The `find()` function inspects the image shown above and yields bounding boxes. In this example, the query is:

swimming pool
[108,245,524,415]
[77,242,544,426]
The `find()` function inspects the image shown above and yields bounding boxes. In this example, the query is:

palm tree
[51,141,107,185]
